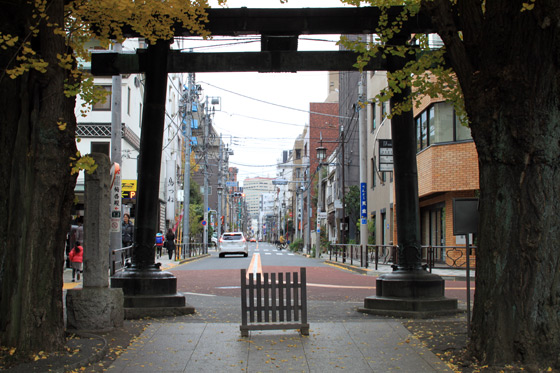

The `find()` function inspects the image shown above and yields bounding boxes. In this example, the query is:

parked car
[250,237,256,242]
[219,232,249,258]
[210,233,218,247]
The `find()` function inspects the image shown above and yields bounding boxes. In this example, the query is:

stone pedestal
[66,288,124,331]
[111,266,195,319]
[66,153,124,330]
[358,269,458,318]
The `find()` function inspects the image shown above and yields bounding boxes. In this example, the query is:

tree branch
[422,0,475,93]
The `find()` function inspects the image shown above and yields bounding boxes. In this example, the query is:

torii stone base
[358,270,459,319]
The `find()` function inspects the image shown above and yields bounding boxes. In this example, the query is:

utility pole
[217,133,223,243]
[299,187,304,243]
[315,165,323,259]
[182,72,194,256]
[294,189,299,240]
[203,97,209,253]
[110,41,123,254]
[358,73,369,255]
[306,168,311,254]
[340,125,346,245]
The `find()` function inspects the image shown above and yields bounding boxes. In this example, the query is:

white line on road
[183,292,217,297]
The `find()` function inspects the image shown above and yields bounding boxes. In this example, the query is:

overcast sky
[184,0,353,184]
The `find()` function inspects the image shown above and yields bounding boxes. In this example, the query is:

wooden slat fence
[240,268,309,337]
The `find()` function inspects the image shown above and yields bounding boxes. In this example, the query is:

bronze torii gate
[96,7,457,317]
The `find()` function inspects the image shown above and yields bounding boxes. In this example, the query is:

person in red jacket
[69,241,84,282]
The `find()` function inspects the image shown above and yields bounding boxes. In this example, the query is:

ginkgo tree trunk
[0,0,77,352]
[423,0,560,367]
[0,0,216,355]
[345,0,560,367]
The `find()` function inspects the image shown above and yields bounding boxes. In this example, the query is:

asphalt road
[167,242,472,323]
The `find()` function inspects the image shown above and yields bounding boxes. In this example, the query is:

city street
[167,242,474,323]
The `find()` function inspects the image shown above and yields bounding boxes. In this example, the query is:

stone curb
[324,259,371,275]
[178,253,210,264]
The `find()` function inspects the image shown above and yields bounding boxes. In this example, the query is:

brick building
[411,100,479,266]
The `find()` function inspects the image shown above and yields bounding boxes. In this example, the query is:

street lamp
[315,136,330,258]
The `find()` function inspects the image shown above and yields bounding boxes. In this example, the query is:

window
[92,86,111,111]
[371,158,376,189]
[295,149,301,160]
[415,102,472,152]
[380,101,387,120]
[371,102,377,132]
[91,142,110,156]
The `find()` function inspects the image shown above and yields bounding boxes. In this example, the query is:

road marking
[307,283,376,289]
[215,286,241,289]
[63,283,81,290]
[183,292,217,297]
[215,283,376,290]
[247,253,262,279]
[265,253,272,255]
[287,253,294,256]
[275,253,283,255]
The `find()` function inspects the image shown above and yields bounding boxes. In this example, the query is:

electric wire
[200,81,351,119]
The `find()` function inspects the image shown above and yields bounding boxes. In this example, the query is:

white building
[243,177,276,219]
[74,39,185,233]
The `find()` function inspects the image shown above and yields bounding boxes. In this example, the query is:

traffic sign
[272,178,288,185]
[201,220,207,226]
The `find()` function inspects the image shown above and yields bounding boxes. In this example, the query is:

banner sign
[166,160,176,220]
[360,182,367,225]
[110,163,121,232]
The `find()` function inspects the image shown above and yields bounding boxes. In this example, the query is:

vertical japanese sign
[378,139,394,171]
[166,160,176,220]
[360,182,367,225]
[110,163,121,232]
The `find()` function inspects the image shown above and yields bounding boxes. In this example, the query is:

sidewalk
[51,252,458,372]
[106,321,452,372]
[322,254,475,281]
[62,253,206,289]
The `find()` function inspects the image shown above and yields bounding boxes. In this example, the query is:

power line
[200,81,351,119]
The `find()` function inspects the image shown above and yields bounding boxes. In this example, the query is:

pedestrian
[155,231,164,258]
[75,216,84,246]
[166,228,176,260]
[69,241,84,282]
[122,213,133,247]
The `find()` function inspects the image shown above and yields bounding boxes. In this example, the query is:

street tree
[0,0,217,355]
[343,0,560,368]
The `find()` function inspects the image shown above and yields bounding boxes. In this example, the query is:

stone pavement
[49,251,458,372]
[105,321,451,372]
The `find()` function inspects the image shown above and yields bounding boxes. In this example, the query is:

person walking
[122,213,133,247]
[166,228,176,260]
[69,241,84,282]
[155,231,164,258]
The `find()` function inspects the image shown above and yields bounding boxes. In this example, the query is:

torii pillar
[359,49,458,318]
[110,40,194,318]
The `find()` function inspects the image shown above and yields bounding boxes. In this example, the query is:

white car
[218,232,249,258]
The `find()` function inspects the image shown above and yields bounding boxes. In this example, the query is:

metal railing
[110,244,133,276]
[326,244,477,271]
[110,242,211,275]
[176,243,207,259]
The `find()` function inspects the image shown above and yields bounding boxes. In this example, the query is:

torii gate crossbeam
[102,7,457,318]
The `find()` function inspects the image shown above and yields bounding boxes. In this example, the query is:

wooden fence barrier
[240,268,309,337]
